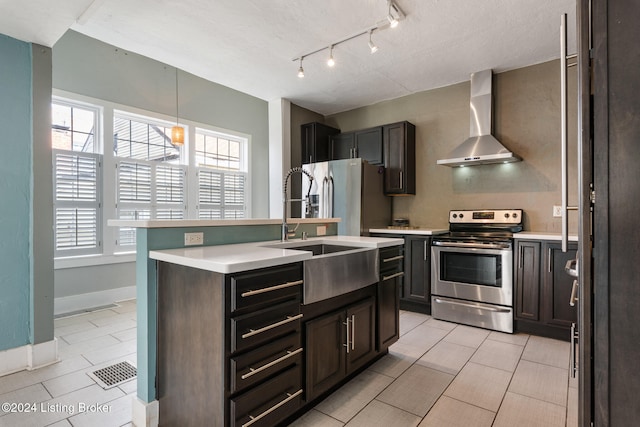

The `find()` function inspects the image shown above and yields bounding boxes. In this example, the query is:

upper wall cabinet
[301,122,340,165]
[331,127,383,166]
[383,121,416,195]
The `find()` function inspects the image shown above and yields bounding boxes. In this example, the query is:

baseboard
[0,338,59,377]
[54,286,136,316]
[132,397,159,427]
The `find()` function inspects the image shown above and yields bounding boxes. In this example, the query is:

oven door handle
[433,298,512,313]
[432,241,511,250]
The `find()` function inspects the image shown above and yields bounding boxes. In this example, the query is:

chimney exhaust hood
[437,69,521,167]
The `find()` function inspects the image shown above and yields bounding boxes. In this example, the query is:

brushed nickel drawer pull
[241,280,303,298]
[569,279,579,307]
[241,348,303,380]
[343,317,350,354]
[382,271,404,281]
[351,314,355,351]
[382,255,404,263]
[242,314,303,339]
[242,389,303,427]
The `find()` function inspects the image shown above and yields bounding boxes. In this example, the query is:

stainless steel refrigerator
[301,158,391,236]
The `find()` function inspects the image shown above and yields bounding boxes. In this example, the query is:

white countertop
[108,217,340,228]
[369,228,448,236]
[149,235,404,274]
[514,231,579,241]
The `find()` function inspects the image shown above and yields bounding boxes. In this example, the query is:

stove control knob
[452,213,458,219]
[504,213,510,219]
[459,213,464,219]
[513,212,518,219]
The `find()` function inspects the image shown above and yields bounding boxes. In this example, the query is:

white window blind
[197,168,246,219]
[53,150,102,255]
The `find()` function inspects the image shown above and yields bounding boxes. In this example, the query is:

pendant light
[368,30,378,53]
[171,68,184,146]
[298,57,305,78]
[327,45,335,67]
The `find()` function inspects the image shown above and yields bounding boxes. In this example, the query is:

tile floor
[0,303,577,427]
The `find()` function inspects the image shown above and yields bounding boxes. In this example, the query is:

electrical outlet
[553,205,563,217]
[316,225,327,236]
[184,232,204,246]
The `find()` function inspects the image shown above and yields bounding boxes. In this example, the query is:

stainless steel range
[431,209,523,333]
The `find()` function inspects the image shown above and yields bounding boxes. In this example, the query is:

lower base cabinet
[305,297,376,401]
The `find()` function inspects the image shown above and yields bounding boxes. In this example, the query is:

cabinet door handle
[241,389,303,427]
[424,240,427,261]
[343,317,350,354]
[242,314,303,339]
[547,247,552,272]
[382,271,404,281]
[241,348,303,380]
[570,323,578,379]
[569,279,579,307]
[351,314,355,351]
[518,245,523,269]
[399,170,403,187]
[241,280,303,298]
[382,255,404,263]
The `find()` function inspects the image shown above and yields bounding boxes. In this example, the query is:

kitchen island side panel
[157,261,225,426]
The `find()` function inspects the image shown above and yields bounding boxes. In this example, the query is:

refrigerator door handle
[328,176,334,217]
[322,177,329,218]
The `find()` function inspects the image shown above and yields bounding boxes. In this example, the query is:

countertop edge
[369,228,448,236]
[108,217,341,228]
[513,232,579,241]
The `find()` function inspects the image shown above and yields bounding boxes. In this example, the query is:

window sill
[54,253,136,270]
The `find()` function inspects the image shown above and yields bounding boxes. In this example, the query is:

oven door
[431,243,513,306]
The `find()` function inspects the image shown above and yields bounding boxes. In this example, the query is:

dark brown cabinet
[377,245,403,349]
[301,122,339,164]
[402,236,431,313]
[383,121,415,195]
[514,240,577,340]
[330,127,383,165]
[305,297,376,401]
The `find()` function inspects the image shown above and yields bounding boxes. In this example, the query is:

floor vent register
[88,361,137,389]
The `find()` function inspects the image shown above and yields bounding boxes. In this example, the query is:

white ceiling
[2,0,576,115]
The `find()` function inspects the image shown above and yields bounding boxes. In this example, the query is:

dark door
[403,237,430,305]
[514,240,541,321]
[331,132,354,160]
[377,271,401,349]
[383,123,405,193]
[542,242,577,328]
[346,298,376,374]
[305,310,345,400]
[355,127,383,165]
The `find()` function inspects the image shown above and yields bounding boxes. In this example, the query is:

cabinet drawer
[379,246,404,273]
[230,332,302,394]
[231,301,302,353]
[230,364,302,427]
[231,264,302,314]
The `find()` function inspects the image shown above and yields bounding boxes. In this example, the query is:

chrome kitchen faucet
[282,167,314,241]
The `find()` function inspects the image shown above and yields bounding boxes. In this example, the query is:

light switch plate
[184,232,204,246]
[316,225,327,236]
[553,205,563,217]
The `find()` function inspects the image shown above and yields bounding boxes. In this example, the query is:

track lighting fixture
[368,30,378,54]
[327,45,335,67]
[292,1,405,77]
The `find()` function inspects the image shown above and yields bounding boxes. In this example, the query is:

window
[52,102,102,256]
[195,129,247,219]
[114,113,186,248]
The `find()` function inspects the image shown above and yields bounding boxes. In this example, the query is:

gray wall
[323,61,578,232]
[51,30,270,307]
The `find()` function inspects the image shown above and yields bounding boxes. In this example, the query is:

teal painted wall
[0,35,33,351]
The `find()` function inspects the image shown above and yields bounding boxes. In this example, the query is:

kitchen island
[149,235,403,426]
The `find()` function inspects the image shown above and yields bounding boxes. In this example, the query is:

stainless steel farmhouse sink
[263,241,379,304]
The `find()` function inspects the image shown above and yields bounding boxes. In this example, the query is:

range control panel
[449,209,523,224]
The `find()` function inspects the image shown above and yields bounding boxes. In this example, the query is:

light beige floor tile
[61,320,137,345]
[443,362,511,412]
[377,364,454,417]
[315,370,394,422]
[345,399,420,427]
[443,325,490,349]
[399,312,430,336]
[368,349,416,378]
[58,335,122,358]
[0,356,92,396]
[54,321,98,337]
[423,318,458,332]
[509,360,568,406]
[470,339,524,372]
[566,385,578,427]
[418,395,495,427]
[111,328,137,343]
[387,341,430,360]
[287,409,344,427]
[45,420,73,427]
[493,392,566,427]
[0,384,51,416]
[416,341,475,375]
[396,323,449,354]
[67,393,134,427]
[0,384,123,427]
[487,331,530,346]
[81,340,137,365]
[111,301,137,314]
[89,313,137,328]
[54,310,120,328]
[116,379,137,395]
[521,336,570,369]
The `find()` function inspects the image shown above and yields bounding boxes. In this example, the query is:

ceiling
[1,0,576,115]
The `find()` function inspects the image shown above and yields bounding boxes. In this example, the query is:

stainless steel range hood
[437,70,521,167]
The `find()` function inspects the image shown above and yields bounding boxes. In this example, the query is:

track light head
[387,1,399,28]
[368,30,378,54]
[327,46,335,67]
[298,57,305,78]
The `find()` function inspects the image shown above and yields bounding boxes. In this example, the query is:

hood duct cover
[437,70,521,167]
